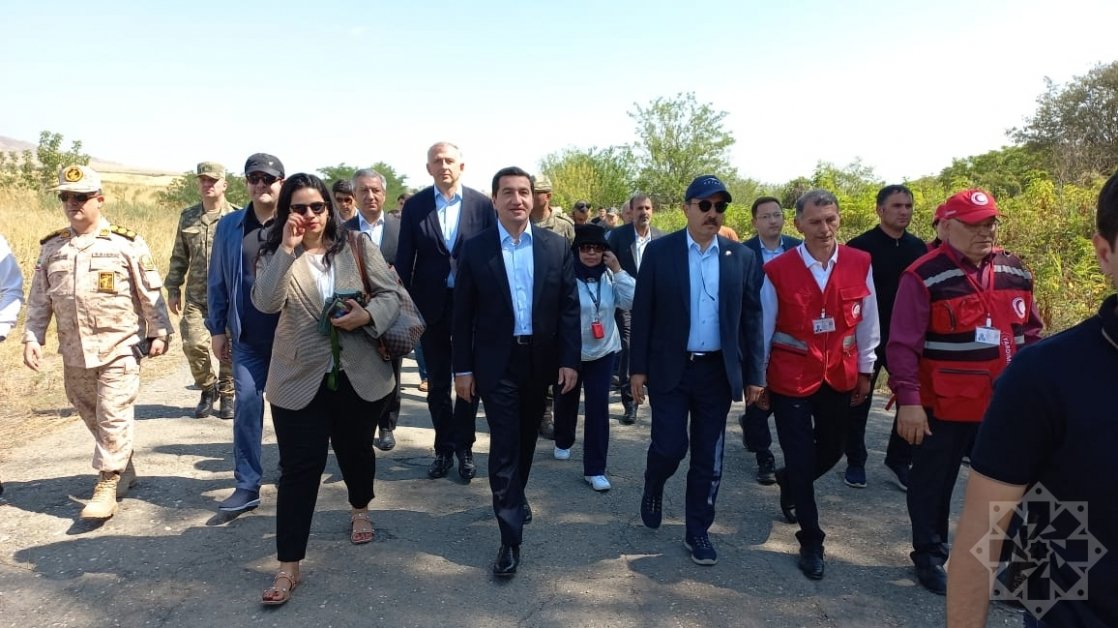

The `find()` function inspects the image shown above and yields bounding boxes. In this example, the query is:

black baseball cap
[244,153,285,178]
[685,175,732,203]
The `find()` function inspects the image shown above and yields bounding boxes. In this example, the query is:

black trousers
[420,289,479,455]
[483,343,549,546]
[771,384,852,548]
[843,362,912,469]
[907,412,978,567]
[271,372,389,562]
[614,309,634,412]
[377,357,403,431]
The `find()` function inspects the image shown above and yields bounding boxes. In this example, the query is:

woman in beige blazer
[251,173,401,606]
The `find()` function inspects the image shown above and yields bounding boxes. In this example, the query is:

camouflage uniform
[533,208,575,243]
[166,196,236,396]
[24,219,172,473]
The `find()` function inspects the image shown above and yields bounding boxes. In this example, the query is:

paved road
[0,358,1020,627]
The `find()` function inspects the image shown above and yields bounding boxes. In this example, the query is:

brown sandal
[351,511,375,545]
[261,570,299,606]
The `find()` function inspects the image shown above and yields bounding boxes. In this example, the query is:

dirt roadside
[0,357,1021,627]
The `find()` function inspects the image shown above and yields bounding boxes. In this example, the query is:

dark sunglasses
[247,173,279,186]
[290,202,329,215]
[579,244,606,253]
[58,192,97,203]
[693,200,730,213]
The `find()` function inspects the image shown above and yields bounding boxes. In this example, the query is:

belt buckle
[515,335,531,345]
[689,352,704,361]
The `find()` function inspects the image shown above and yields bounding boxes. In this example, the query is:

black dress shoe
[522,502,533,524]
[756,454,776,486]
[798,546,825,580]
[427,454,454,479]
[620,406,636,425]
[457,450,476,480]
[915,564,947,595]
[375,427,396,452]
[775,469,797,524]
[493,544,520,577]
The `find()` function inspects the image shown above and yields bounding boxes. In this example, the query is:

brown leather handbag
[348,232,426,361]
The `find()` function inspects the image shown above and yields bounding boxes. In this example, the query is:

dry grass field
[0,179,185,448]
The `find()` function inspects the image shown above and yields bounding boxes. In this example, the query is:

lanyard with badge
[944,246,1001,346]
[581,277,605,339]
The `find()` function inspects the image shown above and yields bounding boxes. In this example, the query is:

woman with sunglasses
[553,223,635,491]
[251,173,402,606]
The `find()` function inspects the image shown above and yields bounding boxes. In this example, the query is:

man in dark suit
[453,166,580,578]
[607,194,664,425]
[739,196,802,485]
[396,142,496,481]
[345,168,402,451]
[630,175,765,566]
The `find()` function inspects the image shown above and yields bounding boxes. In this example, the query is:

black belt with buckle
[688,350,722,362]
[514,335,533,345]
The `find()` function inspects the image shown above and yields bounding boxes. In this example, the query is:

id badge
[975,326,1001,346]
[812,317,836,334]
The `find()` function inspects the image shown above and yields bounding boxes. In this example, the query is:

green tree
[156,171,250,210]
[1011,60,1118,182]
[938,146,1049,199]
[0,130,91,190]
[628,92,736,207]
[538,146,634,210]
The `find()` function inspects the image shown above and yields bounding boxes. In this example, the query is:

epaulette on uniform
[40,228,71,245]
[110,225,138,240]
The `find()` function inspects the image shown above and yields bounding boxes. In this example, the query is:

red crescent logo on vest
[852,303,862,318]
[1013,297,1026,320]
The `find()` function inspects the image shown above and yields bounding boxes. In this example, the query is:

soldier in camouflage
[23,165,173,519]
[530,174,575,439]
[165,162,237,418]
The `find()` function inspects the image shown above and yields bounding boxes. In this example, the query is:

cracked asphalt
[0,358,1022,627]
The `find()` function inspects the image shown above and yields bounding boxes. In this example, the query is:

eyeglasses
[247,173,279,186]
[58,192,97,203]
[290,202,329,215]
[579,244,606,253]
[693,200,729,213]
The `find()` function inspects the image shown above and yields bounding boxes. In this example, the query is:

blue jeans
[413,343,428,381]
[231,341,271,491]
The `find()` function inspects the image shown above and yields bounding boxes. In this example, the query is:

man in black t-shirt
[842,185,927,491]
[947,172,1118,627]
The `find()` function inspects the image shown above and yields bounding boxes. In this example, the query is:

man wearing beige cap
[23,165,173,519]
[166,162,238,419]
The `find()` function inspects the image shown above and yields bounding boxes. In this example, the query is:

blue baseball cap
[685,175,732,203]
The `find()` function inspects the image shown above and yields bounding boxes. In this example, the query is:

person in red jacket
[760,189,880,581]
[888,188,1043,595]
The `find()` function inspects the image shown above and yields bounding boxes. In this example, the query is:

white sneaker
[585,475,611,491]
[553,447,571,460]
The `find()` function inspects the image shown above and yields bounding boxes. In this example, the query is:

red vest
[766,245,872,397]
[910,246,1035,421]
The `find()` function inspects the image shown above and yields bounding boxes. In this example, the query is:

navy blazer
[742,234,802,263]
[452,225,581,396]
[630,229,764,401]
[344,212,400,266]
[395,185,495,325]
[607,224,665,276]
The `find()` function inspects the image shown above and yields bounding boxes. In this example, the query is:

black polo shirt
[971,294,1118,626]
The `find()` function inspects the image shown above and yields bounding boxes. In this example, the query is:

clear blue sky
[2,0,1114,192]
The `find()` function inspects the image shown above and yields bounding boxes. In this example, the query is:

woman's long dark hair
[259,172,348,267]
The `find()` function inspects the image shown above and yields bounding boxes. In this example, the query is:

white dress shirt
[357,212,385,248]
[634,227,653,271]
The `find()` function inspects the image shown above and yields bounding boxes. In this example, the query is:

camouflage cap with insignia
[54,164,102,193]
[532,174,552,192]
[195,161,225,180]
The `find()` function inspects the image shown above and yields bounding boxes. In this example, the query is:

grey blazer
[252,237,402,410]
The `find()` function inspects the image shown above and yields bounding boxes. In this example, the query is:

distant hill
[0,134,179,188]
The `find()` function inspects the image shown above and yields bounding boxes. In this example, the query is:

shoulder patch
[140,254,156,271]
[110,225,138,240]
[40,228,71,245]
